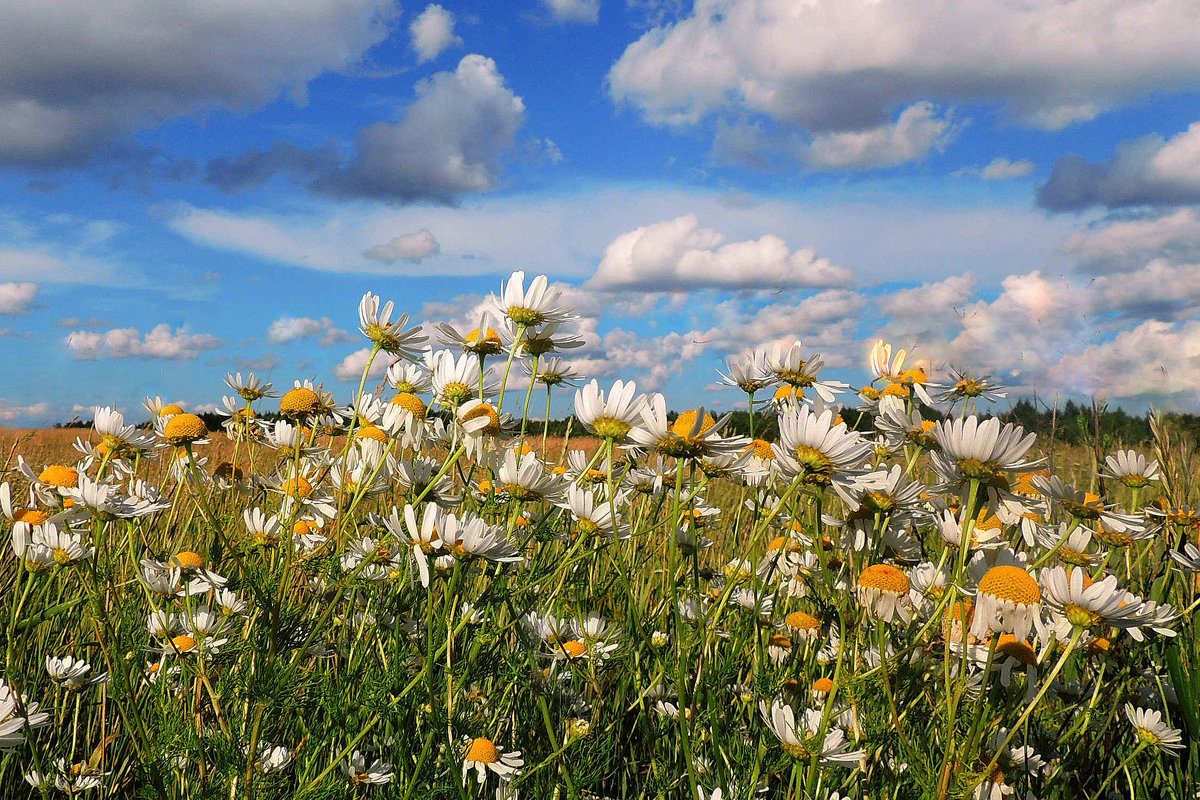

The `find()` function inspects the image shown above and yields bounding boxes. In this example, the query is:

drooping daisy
[1101,450,1160,489]
[1031,475,1142,534]
[767,340,850,403]
[224,371,278,402]
[442,514,522,564]
[528,356,582,388]
[462,736,524,784]
[856,564,912,623]
[971,560,1041,641]
[932,368,1007,408]
[930,416,1039,509]
[248,742,295,774]
[498,449,563,503]
[1125,705,1184,755]
[759,700,864,768]
[45,656,108,691]
[717,349,776,396]
[344,750,395,786]
[561,484,628,541]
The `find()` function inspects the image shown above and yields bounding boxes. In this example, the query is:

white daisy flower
[462,736,524,784]
[358,291,426,358]
[491,270,572,327]
[1125,705,1184,755]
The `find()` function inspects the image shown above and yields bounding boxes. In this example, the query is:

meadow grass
[0,281,1197,800]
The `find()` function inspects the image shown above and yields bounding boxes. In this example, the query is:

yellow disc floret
[464,737,500,764]
[163,413,207,445]
[38,465,79,489]
[280,387,321,416]
[858,564,910,595]
[391,392,428,419]
[978,565,1041,605]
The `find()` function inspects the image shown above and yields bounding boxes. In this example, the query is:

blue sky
[2,0,1200,424]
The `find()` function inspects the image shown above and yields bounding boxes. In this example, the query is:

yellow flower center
[792,445,834,486]
[784,611,820,631]
[280,387,321,415]
[171,635,197,653]
[978,566,1041,605]
[465,327,504,354]
[441,382,473,407]
[1064,603,1103,629]
[671,409,717,438]
[354,424,389,443]
[745,438,775,460]
[812,677,834,693]
[768,634,792,650]
[560,640,587,659]
[774,385,804,402]
[159,404,184,417]
[12,508,49,525]
[858,564,910,594]
[173,551,204,570]
[283,476,314,498]
[391,392,428,419]
[39,465,79,489]
[506,306,544,326]
[462,403,502,436]
[163,413,208,445]
[590,415,632,440]
[997,634,1037,666]
[465,737,500,764]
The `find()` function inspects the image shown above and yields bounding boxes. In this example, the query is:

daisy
[717,350,776,395]
[630,398,746,460]
[759,700,864,768]
[387,360,433,395]
[395,456,461,508]
[501,319,585,357]
[437,312,504,356]
[433,350,499,408]
[1041,567,1175,640]
[1031,475,1141,534]
[773,404,871,498]
[462,736,524,784]
[767,340,849,403]
[345,750,395,786]
[249,742,295,774]
[930,416,1039,509]
[874,396,939,452]
[491,270,572,327]
[358,292,426,358]
[973,727,1046,800]
[971,561,1041,641]
[0,483,50,527]
[561,484,628,541]
[45,656,108,691]
[0,681,51,749]
[856,564,912,623]
[1125,705,1184,755]
[442,514,522,563]
[935,508,1005,552]
[224,371,278,401]
[932,368,1007,407]
[528,356,582,388]
[498,449,563,503]
[92,405,155,458]
[574,379,646,442]
[382,504,445,588]
[1101,449,1161,489]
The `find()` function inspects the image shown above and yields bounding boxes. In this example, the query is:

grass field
[0,286,1197,800]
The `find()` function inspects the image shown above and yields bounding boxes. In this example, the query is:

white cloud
[410,4,462,64]
[333,347,396,382]
[0,401,53,423]
[0,0,398,167]
[1039,121,1200,210]
[543,0,600,24]
[267,316,353,345]
[806,103,958,171]
[1061,209,1200,273]
[980,157,1035,181]
[65,324,224,360]
[587,213,853,291]
[314,54,525,202]
[1048,319,1200,406]
[0,281,36,313]
[608,0,1200,137]
[364,229,441,262]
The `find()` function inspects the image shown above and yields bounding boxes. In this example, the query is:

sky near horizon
[2,0,1200,424]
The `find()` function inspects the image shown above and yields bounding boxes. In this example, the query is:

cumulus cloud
[65,324,224,360]
[0,0,398,168]
[1038,121,1200,211]
[364,229,441,262]
[333,347,396,382]
[543,0,601,23]
[267,316,354,345]
[610,0,1200,130]
[1061,209,1200,273]
[1048,319,1200,405]
[806,103,959,171]
[410,4,462,64]
[208,55,525,203]
[587,213,854,291]
[0,281,37,313]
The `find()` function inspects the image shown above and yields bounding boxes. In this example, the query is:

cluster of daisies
[0,272,1195,799]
